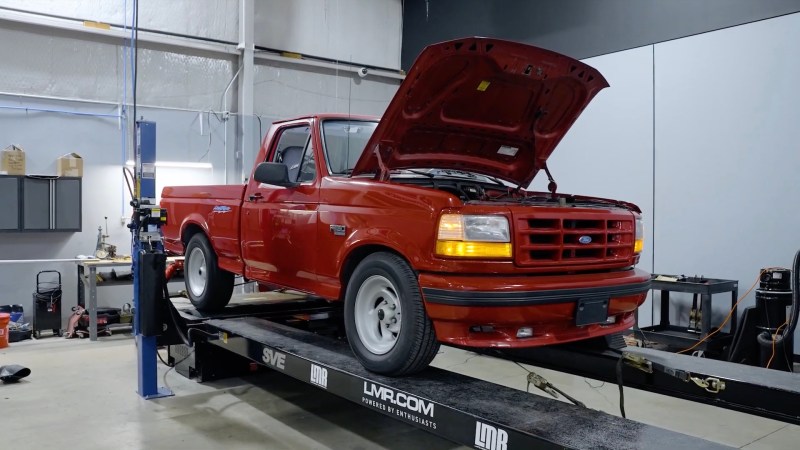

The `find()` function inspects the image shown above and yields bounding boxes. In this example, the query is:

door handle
[248,192,263,202]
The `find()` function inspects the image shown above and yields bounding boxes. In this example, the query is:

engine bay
[391,175,633,210]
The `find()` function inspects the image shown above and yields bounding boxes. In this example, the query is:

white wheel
[344,252,439,376]
[184,233,234,311]
[187,246,208,298]
[354,275,402,355]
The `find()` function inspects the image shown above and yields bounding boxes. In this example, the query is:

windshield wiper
[386,169,435,178]
[386,168,507,187]
[480,174,507,188]
[435,169,506,187]
[405,169,435,178]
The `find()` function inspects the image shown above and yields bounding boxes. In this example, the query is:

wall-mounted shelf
[0,175,82,232]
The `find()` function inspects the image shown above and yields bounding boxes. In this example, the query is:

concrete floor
[1,334,798,449]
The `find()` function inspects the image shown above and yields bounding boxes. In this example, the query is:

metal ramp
[203,316,730,450]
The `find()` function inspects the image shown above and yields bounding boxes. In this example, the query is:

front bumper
[419,269,650,348]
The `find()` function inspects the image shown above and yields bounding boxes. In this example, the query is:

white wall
[0,0,404,69]
[255,0,403,69]
[0,23,237,110]
[653,13,800,331]
[0,0,240,41]
[534,13,800,343]
[253,60,399,118]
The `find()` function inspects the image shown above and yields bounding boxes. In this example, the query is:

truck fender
[180,214,210,245]
[338,228,425,288]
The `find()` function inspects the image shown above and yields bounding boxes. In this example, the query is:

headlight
[436,214,512,258]
[634,217,644,254]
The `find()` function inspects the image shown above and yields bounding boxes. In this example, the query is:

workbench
[76,257,183,341]
[76,258,134,341]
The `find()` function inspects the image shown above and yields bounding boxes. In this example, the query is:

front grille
[515,212,634,269]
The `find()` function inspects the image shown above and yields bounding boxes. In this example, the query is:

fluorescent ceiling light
[125,160,212,169]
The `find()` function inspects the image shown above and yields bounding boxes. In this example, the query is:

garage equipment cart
[32,270,63,338]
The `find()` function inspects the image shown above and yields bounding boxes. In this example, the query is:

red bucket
[0,312,10,348]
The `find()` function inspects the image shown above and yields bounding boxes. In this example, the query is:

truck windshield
[322,120,378,175]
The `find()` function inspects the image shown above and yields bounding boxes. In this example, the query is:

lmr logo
[310,364,328,389]
[475,421,508,450]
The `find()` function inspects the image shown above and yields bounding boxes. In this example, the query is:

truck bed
[162,185,245,201]
[161,185,245,271]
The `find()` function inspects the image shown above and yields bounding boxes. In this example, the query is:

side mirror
[253,162,298,188]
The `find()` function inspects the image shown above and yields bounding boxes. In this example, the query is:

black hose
[616,354,626,418]
[726,307,750,363]
[163,282,191,347]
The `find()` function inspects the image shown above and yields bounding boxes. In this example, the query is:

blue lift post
[132,120,173,399]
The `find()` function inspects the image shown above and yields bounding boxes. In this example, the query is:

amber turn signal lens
[435,240,512,258]
[634,218,644,254]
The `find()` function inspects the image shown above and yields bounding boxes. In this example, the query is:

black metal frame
[31,270,63,337]
[502,338,800,426]
[157,298,733,450]
[642,275,739,354]
[202,316,726,450]
[159,291,799,448]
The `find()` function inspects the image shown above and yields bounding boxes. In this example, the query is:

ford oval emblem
[578,235,592,244]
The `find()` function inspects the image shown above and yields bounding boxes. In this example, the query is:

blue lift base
[140,387,174,400]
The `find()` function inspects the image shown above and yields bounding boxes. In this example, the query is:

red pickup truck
[161,37,650,376]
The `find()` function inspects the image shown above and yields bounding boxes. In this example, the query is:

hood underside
[351,37,609,186]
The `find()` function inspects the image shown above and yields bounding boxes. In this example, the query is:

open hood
[352,37,608,186]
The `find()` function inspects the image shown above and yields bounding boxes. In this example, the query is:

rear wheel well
[340,245,411,299]
[182,224,205,250]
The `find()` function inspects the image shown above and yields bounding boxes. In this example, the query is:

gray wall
[0,0,403,69]
[652,13,800,332]
[0,21,237,110]
[532,13,800,350]
[401,0,800,69]
[255,0,403,69]
[0,0,240,41]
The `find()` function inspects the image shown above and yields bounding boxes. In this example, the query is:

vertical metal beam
[236,0,255,183]
[134,120,172,399]
[88,266,98,341]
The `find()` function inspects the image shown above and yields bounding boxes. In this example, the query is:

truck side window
[297,139,316,182]
[272,125,311,182]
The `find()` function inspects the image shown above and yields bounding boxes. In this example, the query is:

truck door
[241,122,320,290]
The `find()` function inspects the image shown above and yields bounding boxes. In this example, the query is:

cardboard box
[1,145,26,175]
[57,152,83,177]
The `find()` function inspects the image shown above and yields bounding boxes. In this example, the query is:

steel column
[133,120,172,399]
[236,0,255,183]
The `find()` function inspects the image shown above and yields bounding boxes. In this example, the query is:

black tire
[184,233,234,311]
[344,252,439,376]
